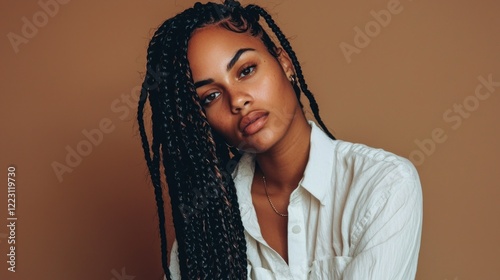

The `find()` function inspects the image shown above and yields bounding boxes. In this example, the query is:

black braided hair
[137,0,335,279]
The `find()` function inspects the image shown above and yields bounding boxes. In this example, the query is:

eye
[238,65,256,79]
[201,91,221,106]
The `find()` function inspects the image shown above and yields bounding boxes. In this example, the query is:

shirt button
[292,225,301,234]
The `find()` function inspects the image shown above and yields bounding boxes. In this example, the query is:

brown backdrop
[1,0,499,279]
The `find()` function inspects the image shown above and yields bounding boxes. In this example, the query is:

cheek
[205,110,226,131]
[205,110,238,142]
[261,75,297,124]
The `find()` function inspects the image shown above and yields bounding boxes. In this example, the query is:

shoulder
[326,139,422,215]
[308,121,419,190]
[333,139,418,183]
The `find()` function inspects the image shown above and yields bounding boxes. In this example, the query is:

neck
[255,113,311,192]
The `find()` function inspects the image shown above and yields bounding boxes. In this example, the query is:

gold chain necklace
[262,175,288,217]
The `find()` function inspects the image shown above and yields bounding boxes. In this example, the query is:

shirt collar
[233,121,335,208]
[300,120,335,205]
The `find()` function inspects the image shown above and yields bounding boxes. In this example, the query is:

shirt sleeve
[167,240,181,280]
[341,162,423,280]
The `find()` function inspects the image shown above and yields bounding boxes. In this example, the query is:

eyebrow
[227,48,255,71]
[194,48,256,89]
[194,79,214,89]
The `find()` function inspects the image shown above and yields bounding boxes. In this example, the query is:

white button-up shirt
[169,121,423,279]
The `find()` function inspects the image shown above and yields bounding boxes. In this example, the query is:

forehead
[187,25,266,70]
[188,24,265,51]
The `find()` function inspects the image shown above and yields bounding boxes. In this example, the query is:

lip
[239,110,269,136]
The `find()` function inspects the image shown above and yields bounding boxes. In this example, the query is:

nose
[229,89,252,114]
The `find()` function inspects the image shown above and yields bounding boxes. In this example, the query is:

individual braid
[138,30,171,278]
[247,5,336,140]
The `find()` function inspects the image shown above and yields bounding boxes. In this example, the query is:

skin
[187,24,312,263]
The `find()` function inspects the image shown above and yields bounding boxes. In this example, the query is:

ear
[276,48,295,78]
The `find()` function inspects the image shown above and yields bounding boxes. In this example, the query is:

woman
[137,1,423,279]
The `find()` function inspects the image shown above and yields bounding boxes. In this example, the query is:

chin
[235,128,280,154]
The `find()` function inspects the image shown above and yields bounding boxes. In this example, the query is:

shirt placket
[287,187,308,280]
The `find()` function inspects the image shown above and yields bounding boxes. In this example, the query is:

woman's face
[187,24,302,153]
